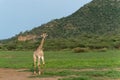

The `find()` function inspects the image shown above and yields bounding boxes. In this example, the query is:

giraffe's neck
[37,37,45,50]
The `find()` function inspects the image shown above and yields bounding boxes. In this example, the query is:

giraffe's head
[41,33,48,38]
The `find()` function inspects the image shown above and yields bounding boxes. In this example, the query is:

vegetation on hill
[1,0,120,50]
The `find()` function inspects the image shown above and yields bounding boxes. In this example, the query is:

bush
[96,48,107,52]
[73,47,89,53]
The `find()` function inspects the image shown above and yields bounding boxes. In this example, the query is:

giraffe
[33,33,48,75]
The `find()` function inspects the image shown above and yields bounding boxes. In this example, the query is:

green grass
[58,70,120,80]
[0,51,33,68]
[45,50,120,69]
[32,69,120,80]
[0,50,120,79]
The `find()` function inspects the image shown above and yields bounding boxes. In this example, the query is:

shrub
[73,47,89,53]
[96,48,107,52]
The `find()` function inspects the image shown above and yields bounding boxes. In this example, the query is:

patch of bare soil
[0,68,58,80]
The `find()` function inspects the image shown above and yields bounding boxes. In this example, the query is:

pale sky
[0,0,92,40]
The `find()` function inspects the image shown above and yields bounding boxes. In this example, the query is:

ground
[1,68,120,80]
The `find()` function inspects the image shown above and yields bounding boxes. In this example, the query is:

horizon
[0,0,92,40]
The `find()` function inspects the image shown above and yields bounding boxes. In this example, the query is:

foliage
[1,0,120,50]
[73,47,89,53]
[1,35,120,51]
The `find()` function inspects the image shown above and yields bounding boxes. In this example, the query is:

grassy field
[0,50,120,80]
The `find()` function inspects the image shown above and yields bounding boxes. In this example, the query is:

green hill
[29,0,120,37]
[1,0,120,50]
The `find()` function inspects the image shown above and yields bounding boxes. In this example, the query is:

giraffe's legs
[41,56,45,65]
[38,56,41,75]
[33,55,37,75]
[41,56,45,74]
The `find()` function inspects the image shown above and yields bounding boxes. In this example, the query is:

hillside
[1,0,120,50]
[28,0,120,38]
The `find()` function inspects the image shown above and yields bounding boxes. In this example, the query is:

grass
[0,51,33,68]
[58,70,120,80]
[0,50,120,79]
[31,69,120,80]
[45,50,120,69]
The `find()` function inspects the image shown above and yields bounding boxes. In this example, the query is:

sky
[0,0,92,40]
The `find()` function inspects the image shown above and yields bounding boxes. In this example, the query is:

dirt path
[0,68,58,80]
